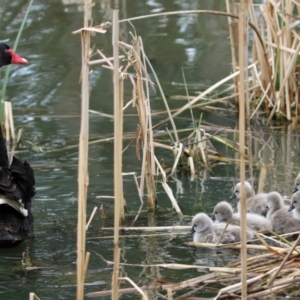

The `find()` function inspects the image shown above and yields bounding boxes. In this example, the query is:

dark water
[0,1,299,299]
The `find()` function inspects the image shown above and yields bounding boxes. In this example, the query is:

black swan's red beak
[6,49,28,65]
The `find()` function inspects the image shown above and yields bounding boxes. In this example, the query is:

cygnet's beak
[190,226,195,235]
[288,204,295,212]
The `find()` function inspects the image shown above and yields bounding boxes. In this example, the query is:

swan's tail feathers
[0,230,22,247]
[0,157,36,209]
[0,207,23,247]
[10,157,35,209]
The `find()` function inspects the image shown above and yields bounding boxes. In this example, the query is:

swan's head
[289,191,300,211]
[191,213,213,235]
[266,192,284,211]
[293,173,300,193]
[213,201,233,222]
[230,181,252,199]
[0,43,28,67]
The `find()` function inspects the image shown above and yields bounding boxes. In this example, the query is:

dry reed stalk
[188,242,294,252]
[213,266,279,300]
[88,232,188,239]
[102,225,190,231]
[267,234,300,286]
[118,39,158,209]
[257,164,267,193]
[162,273,217,292]
[238,1,249,299]
[76,0,92,298]
[121,172,144,225]
[154,62,258,128]
[99,204,106,218]
[226,0,238,106]
[85,206,97,230]
[171,143,183,175]
[127,36,157,208]
[3,101,15,143]
[29,293,41,300]
[86,286,152,298]
[4,102,10,143]
[119,277,149,300]
[139,38,158,182]
[154,156,183,217]
[188,157,195,180]
[88,54,125,65]
[143,55,179,142]
[197,129,208,168]
[249,0,274,98]
[100,254,242,272]
[112,5,122,300]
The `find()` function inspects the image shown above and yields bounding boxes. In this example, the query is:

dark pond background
[0,0,299,299]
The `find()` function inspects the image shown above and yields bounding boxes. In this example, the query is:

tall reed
[238,0,249,298]
[76,0,92,299]
[112,4,122,299]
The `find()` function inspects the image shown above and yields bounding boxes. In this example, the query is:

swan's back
[233,212,272,231]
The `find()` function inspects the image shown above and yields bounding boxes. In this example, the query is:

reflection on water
[0,0,300,299]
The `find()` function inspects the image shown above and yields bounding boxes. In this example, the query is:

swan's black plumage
[0,43,34,247]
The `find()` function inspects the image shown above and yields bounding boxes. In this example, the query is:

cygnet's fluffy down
[230,181,267,215]
[289,191,300,220]
[293,173,300,193]
[263,192,300,234]
[213,201,272,231]
[191,212,253,244]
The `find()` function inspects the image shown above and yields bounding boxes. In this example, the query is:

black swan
[0,43,35,247]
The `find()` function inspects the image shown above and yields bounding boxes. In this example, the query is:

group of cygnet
[191,175,300,243]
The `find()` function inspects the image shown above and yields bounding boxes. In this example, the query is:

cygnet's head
[293,173,300,193]
[289,191,300,211]
[266,192,284,210]
[213,201,233,222]
[229,181,252,199]
[191,213,213,235]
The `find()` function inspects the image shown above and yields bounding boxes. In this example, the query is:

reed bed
[86,230,300,299]
[74,1,300,299]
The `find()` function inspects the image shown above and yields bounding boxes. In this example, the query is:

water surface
[0,1,299,299]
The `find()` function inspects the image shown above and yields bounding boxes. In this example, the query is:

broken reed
[130,37,156,209]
